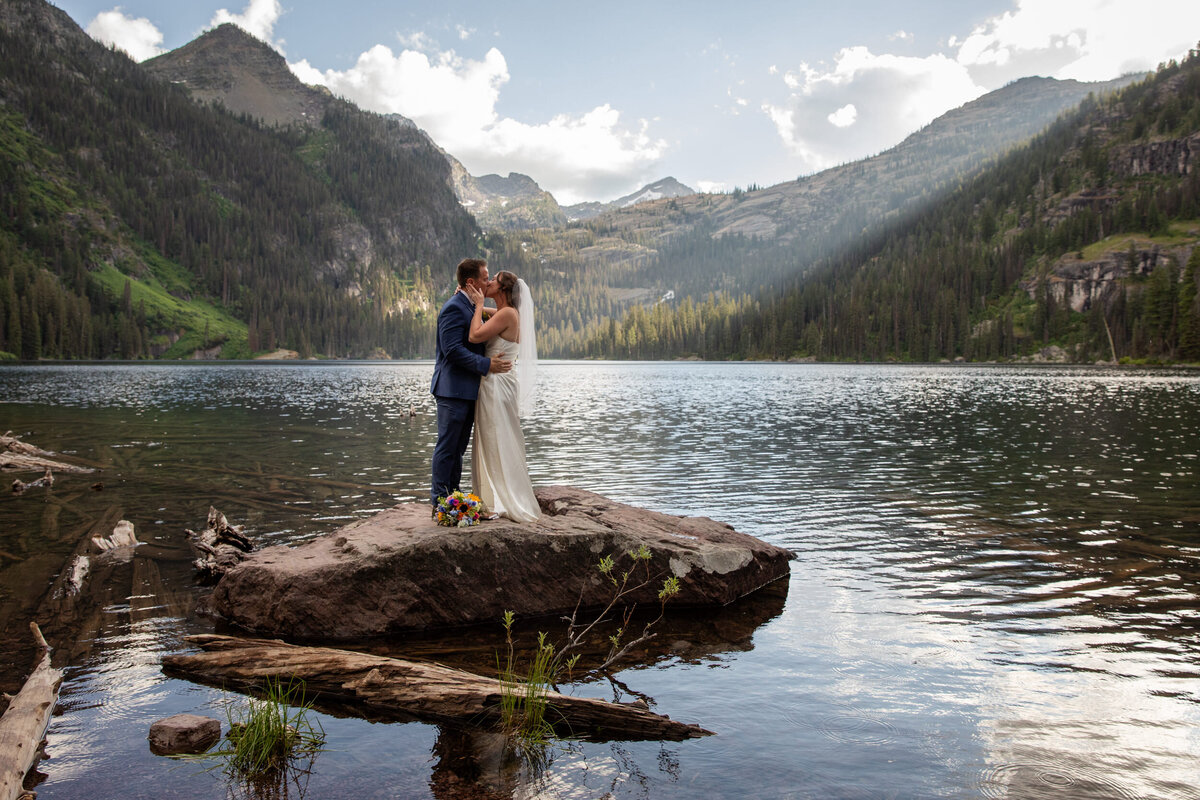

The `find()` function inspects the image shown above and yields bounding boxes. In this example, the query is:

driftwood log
[0,623,63,800]
[163,635,713,742]
[184,508,253,584]
[92,520,139,551]
[11,469,52,495]
[0,432,93,474]
[36,514,143,667]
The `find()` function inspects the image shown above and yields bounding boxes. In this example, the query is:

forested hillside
[512,73,1139,339]
[1,0,1193,365]
[568,49,1200,363]
[0,0,477,360]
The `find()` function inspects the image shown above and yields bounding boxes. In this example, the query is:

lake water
[1,362,1198,799]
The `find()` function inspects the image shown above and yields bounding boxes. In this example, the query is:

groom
[430,258,511,512]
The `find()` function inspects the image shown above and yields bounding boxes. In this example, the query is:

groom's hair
[456,258,486,287]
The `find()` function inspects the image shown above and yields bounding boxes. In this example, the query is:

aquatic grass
[179,675,327,798]
[496,547,683,750]
[225,678,324,775]
[498,614,558,751]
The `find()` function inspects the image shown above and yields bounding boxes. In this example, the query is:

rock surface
[148,713,221,755]
[212,486,793,640]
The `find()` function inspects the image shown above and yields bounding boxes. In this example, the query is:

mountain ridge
[0,0,478,360]
[2,0,1190,366]
[564,177,695,221]
[565,54,1200,363]
[584,74,1143,245]
[144,23,331,128]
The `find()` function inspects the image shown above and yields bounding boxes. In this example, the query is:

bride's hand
[464,284,484,307]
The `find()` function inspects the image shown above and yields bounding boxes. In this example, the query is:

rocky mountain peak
[0,0,101,55]
[143,23,328,127]
[474,172,546,198]
[563,177,696,221]
[618,177,694,207]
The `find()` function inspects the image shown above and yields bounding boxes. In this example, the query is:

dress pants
[431,396,475,507]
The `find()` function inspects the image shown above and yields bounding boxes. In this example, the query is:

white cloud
[695,180,728,194]
[210,0,283,50]
[456,25,474,41]
[396,31,436,52]
[827,103,857,128]
[290,42,664,204]
[763,46,983,173]
[956,0,1200,84]
[85,7,164,62]
[888,30,914,42]
[761,0,1200,176]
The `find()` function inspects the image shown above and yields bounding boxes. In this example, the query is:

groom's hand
[488,358,513,374]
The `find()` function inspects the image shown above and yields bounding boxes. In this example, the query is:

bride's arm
[469,307,517,343]
[465,286,517,343]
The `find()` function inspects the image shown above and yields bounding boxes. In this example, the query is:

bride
[463,270,540,523]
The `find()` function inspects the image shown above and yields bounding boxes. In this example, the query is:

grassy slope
[3,106,251,359]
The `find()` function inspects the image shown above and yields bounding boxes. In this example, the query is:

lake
[1,362,1198,799]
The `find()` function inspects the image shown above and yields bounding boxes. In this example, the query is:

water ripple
[3,362,1199,799]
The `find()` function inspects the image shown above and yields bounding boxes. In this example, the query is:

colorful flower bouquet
[435,490,484,527]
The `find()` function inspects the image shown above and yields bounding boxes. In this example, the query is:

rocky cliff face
[0,0,93,54]
[1115,133,1200,177]
[1023,244,1196,313]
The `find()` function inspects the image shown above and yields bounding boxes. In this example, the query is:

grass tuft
[187,675,326,796]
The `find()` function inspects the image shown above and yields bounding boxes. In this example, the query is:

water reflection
[1,362,1199,798]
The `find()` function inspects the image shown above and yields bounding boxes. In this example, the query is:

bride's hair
[495,271,520,308]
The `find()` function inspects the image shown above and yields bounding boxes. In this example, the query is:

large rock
[148,713,221,755]
[211,486,792,640]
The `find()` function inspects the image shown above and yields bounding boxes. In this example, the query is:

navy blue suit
[430,291,490,507]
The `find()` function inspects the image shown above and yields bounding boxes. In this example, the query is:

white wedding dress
[472,336,540,523]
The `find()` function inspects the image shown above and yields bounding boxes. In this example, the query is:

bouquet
[435,490,484,527]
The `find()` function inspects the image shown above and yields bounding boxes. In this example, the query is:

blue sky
[57,0,1200,204]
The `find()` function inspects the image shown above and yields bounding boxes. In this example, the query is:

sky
[58,0,1200,205]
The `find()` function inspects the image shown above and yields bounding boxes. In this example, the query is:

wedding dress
[472,336,540,523]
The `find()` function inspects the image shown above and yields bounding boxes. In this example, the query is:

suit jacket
[430,291,490,400]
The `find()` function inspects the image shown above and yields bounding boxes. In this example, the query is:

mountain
[449,166,567,231]
[144,27,567,234]
[500,71,1148,352]
[3,0,1191,366]
[143,23,330,127]
[563,177,695,221]
[572,75,1141,248]
[567,51,1200,363]
[0,3,478,360]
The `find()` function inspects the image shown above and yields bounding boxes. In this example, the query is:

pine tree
[1178,247,1200,361]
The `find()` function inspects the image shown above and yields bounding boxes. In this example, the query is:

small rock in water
[149,713,221,755]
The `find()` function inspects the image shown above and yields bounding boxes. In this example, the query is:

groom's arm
[439,303,491,376]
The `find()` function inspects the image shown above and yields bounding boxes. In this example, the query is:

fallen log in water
[36,512,136,666]
[0,432,94,475]
[0,623,63,800]
[162,635,713,742]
